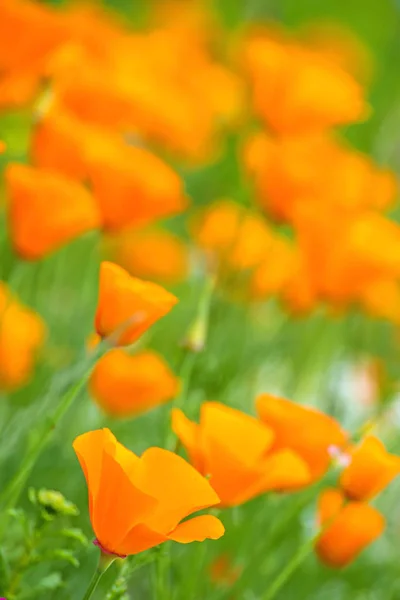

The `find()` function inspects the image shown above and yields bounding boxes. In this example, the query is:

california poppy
[316,488,385,567]
[0,283,46,390]
[172,402,310,507]
[339,436,400,501]
[73,428,224,556]
[6,163,101,260]
[256,394,348,481]
[95,261,178,346]
[104,227,188,284]
[244,33,367,135]
[89,349,179,418]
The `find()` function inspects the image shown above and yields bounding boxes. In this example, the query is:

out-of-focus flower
[0,141,6,153]
[244,132,398,223]
[172,402,310,507]
[73,428,224,556]
[6,163,101,260]
[209,553,242,587]
[316,488,385,567]
[339,436,400,501]
[250,236,297,300]
[104,228,188,284]
[193,200,274,272]
[243,32,367,135]
[89,349,179,418]
[95,261,178,346]
[256,394,348,482]
[0,283,46,390]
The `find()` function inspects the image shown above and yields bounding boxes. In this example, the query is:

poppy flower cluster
[241,27,399,320]
[316,435,400,567]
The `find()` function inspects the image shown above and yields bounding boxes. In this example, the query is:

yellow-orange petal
[6,164,101,260]
[256,394,347,481]
[89,349,179,418]
[73,428,157,555]
[339,436,400,501]
[0,141,6,154]
[171,408,204,472]
[95,261,178,346]
[116,523,167,556]
[135,447,220,534]
[316,494,385,568]
[168,514,224,543]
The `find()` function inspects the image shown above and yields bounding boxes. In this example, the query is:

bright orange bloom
[244,33,367,135]
[0,141,6,154]
[256,394,348,481]
[339,436,400,501]
[105,228,188,284]
[6,164,101,260]
[172,402,311,507]
[193,200,273,271]
[89,349,180,418]
[95,262,178,346]
[0,283,46,390]
[251,237,297,300]
[316,488,385,568]
[73,428,224,556]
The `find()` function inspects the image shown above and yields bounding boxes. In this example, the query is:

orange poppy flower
[193,200,273,271]
[256,394,348,481]
[172,402,310,507]
[73,428,224,556]
[95,261,178,346]
[244,33,366,135]
[0,283,46,390]
[339,436,400,501]
[105,227,188,284]
[251,237,297,300]
[316,488,385,568]
[6,164,101,260]
[0,141,5,153]
[89,349,180,418]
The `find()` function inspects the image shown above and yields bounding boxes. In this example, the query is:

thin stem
[261,532,319,600]
[0,369,91,513]
[82,568,105,600]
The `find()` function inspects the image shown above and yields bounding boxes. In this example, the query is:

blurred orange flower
[251,236,297,300]
[105,227,188,284]
[95,261,178,346]
[89,349,179,418]
[210,553,242,587]
[172,402,310,507]
[6,164,101,260]
[73,428,224,556]
[316,488,385,568]
[339,436,400,501]
[244,32,367,135]
[256,394,347,481]
[0,141,6,153]
[0,283,46,390]
[193,200,273,271]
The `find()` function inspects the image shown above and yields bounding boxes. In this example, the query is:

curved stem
[262,532,319,600]
[82,568,104,600]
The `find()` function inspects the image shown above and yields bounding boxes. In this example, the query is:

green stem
[0,369,91,513]
[82,568,105,600]
[262,532,319,600]
[82,552,116,600]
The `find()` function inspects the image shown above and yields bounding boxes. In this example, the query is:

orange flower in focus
[0,283,46,390]
[89,349,179,418]
[339,436,400,501]
[316,488,385,568]
[73,428,224,556]
[193,200,273,271]
[256,394,347,481]
[244,33,367,135]
[172,402,310,507]
[95,262,178,346]
[6,164,101,260]
[106,228,188,284]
